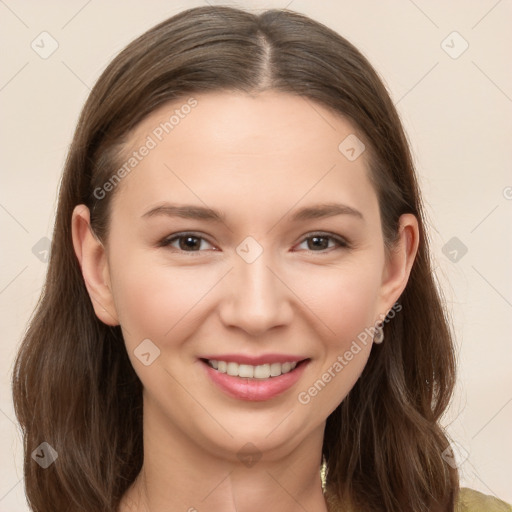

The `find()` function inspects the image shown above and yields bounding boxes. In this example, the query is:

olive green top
[456,488,512,511]
[323,487,512,511]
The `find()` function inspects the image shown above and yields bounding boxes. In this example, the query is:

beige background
[1,0,511,509]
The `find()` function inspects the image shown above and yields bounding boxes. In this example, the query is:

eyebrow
[289,202,364,222]
[141,202,364,222]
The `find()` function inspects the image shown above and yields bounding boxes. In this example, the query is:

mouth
[199,357,310,401]
[201,358,307,379]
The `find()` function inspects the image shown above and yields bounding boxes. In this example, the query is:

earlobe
[378,213,420,316]
[71,205,119,326]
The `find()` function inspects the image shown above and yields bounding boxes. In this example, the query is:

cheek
[289,259,382,345]
[290,261,380,413]
[108,251,225,349]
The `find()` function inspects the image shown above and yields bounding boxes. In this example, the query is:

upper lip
[200,353,308,365]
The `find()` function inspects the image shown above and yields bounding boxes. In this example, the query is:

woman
[12,6,511,512]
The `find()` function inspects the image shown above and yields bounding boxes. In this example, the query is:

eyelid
[158,231,351,253]
[294,231,350,252]
[158,231,217,252]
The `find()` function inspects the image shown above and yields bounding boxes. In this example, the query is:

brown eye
[160,233,215,252]
[297,233,349,252]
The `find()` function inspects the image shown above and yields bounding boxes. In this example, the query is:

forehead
[112,91,377,222]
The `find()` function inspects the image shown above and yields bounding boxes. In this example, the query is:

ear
[71,205,119,326]
[377,213,420,318]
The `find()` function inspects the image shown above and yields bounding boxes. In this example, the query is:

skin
[72,91,419,512]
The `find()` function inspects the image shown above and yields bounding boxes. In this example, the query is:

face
[74,91,417,462]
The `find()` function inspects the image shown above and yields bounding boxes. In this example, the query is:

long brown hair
[12,6,458,511]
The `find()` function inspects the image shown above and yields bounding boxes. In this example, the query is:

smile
[206,359,298,378]
[200,356,310,401]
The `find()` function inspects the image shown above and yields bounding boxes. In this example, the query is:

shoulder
[324,487,511,512]
[457,487,512,511]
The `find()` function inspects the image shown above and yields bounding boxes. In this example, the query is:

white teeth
[253,364,270,379]
[226,362,239,376]
[238,364,254,378]
[270,362,281,376]
[207,359,299,378]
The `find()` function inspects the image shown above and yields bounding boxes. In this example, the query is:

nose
[218,249,293,337]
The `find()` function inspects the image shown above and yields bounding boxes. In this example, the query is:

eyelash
[158,231,350,255]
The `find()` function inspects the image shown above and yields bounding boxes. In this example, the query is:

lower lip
[201,359,309,401]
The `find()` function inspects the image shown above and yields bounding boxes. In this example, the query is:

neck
[119,401,329,512]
